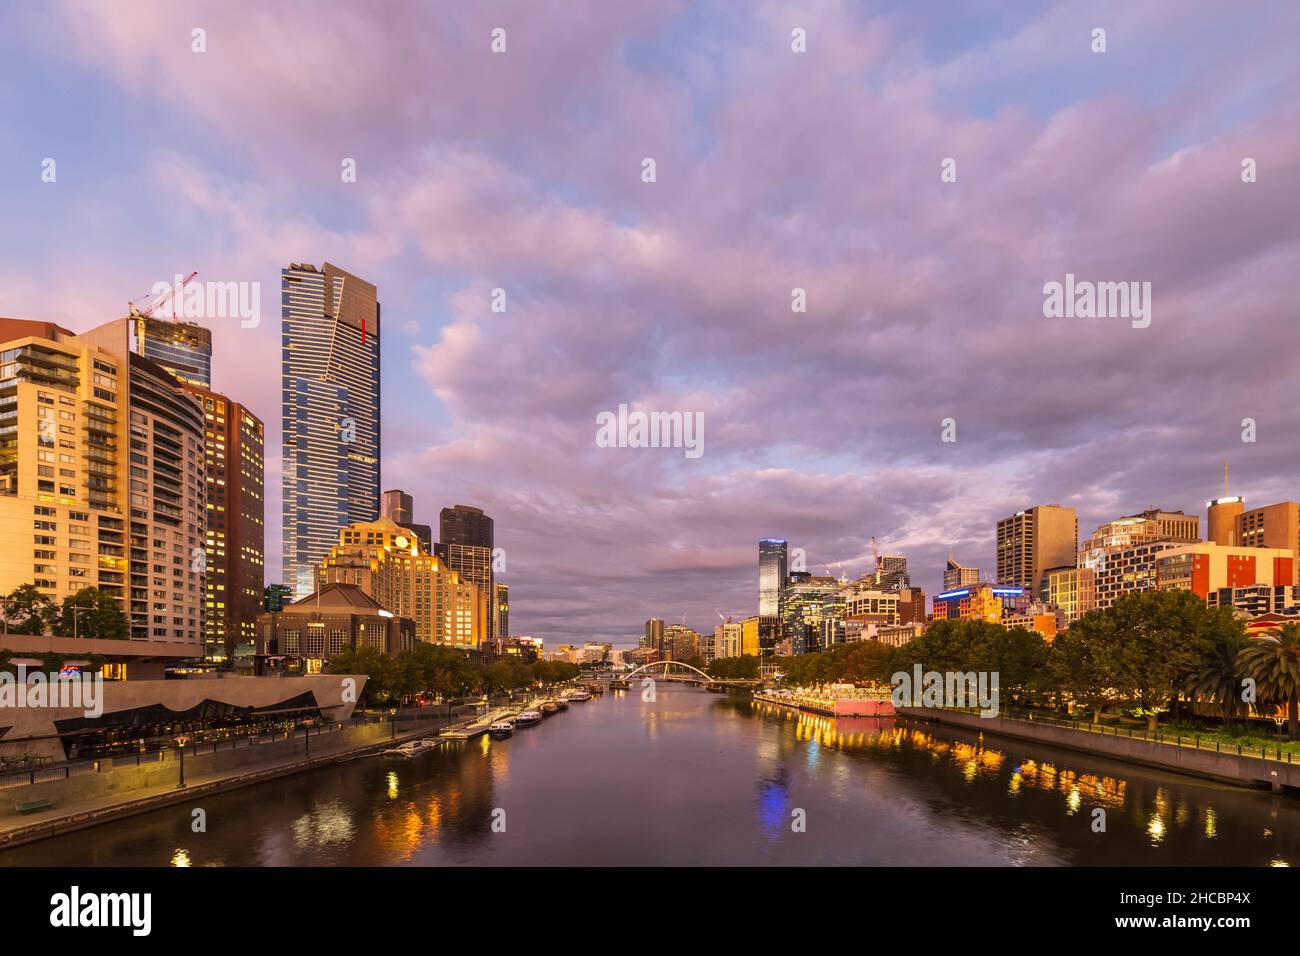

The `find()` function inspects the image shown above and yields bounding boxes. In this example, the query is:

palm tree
[1239,623,1300,740]
[1185,629,1251,720]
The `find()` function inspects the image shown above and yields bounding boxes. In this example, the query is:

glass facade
[281,263,381,598]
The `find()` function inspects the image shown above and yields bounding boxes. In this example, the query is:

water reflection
[4,686,1299,866]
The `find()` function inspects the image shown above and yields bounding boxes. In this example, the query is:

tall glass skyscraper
[133,317,212,388]
[281,262,381,597]
[758,538,788,617]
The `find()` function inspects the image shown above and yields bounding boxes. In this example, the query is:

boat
[487,721,514,738]
[540,700,560,715]
[555,698,569,710]
[513,710,542,726]
[586,684,604,696]
[564,689,591,702]
[610,679,630,691]
[382,739,438,758]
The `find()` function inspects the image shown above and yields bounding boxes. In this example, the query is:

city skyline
[2,2,1298,645]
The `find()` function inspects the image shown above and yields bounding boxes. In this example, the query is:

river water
[4,683,1298,866]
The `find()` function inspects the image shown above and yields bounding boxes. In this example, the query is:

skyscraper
[996,505,1078,594]
[132,317,212,388]
[380,488,432,552]
[758,538,787,617]
[281,262,381,598]
[0,318,207,647]
[943,558,980,590]
[439,504,495,646]
[181,383,265,660]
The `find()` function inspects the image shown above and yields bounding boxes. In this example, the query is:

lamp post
[175,735,190,788]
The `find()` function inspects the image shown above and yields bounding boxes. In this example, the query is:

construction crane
[127,271,198,320]
[714,608,731,625]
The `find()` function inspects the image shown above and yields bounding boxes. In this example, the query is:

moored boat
[487,721,514,738]
[540,700,560,715]
[514,710,543,726]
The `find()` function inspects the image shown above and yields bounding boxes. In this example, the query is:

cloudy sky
[2,1,1297,646]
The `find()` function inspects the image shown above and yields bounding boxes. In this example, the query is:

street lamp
[175,735,191,788]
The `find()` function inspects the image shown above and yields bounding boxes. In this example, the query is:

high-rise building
[1044,565,1096,623]
[1237,502,1300,557]
[317,516,486,648]
[281,262,381,598]
[713,621,741,660]
[496,582,509,638]
[439,504,495,646]
[943,558,979,590]
[0,318,206,650]
[132,317,212,388]
[663,624,700,661]
[758,539,787,617]
[182,383,265,661]
[782,574,847,653]
[380,488,432,552]
[1079,510,1197,611]
[1207,496,1245,546]
[873,555,909,589]
[644,617,664,651]
[996,505,1078,594]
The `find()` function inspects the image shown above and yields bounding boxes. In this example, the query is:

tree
[50,587,128,640]
[708,655,759,680]
[1184,616,1251,720]
[1104,590,1221,733]
[1239,623,1300,740]
[1050,611,1119,723]
[325,644,397,706]
[2,584,54,635]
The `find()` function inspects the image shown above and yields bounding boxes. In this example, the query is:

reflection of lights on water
[1067,786,1081,814]
[1204,806,1218,839]
[387,771,399,799]
[1008,772,1022,795]
[480,734,491,755]
[292,800,357,849]
[1270,858,1290,867]
[171,848,191,867]
[1147,815,1166,844]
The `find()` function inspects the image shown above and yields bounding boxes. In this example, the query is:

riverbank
[0,691,551,851]
[897,706,1300,794]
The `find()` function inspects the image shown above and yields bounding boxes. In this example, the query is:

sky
[1,1,1297,647]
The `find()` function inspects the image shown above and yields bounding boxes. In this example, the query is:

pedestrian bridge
[619,661,760,687]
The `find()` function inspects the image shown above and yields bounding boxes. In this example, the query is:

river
[4,683,1298,866]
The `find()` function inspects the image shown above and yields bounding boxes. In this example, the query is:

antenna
[1223,459,1229,497]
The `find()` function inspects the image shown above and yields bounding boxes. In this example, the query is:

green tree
[50,587,128,640]
[1105,589,1221,733]
[708,655,759,680]
[1050,611,1118,723]
[2,584,54,635]
[325,644,397,706]
[1184,616,1251,720]
[1239,623,1300,740]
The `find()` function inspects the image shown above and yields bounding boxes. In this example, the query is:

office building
[380,488,432,552]
[496,582,509,638]
[713,621,742,660]
[1207,496,1246,546]
[758,539,787,617]
[996,505,1078,594]
[741,615,780,657]
[281,262,381,598]
[872,554,910,589]
[1156,543,1295,599]
[182,383,265,661]
[439,504,495,646]
[132,317,212,388]
[1207,585,1300,618]
[783,574,848,653]
[943,558,979,590]
[643,617,664,651]
[1237,501,1300,557]
[0,318,207,653]
[1044,565,1096,623]
[318,516,486,648]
